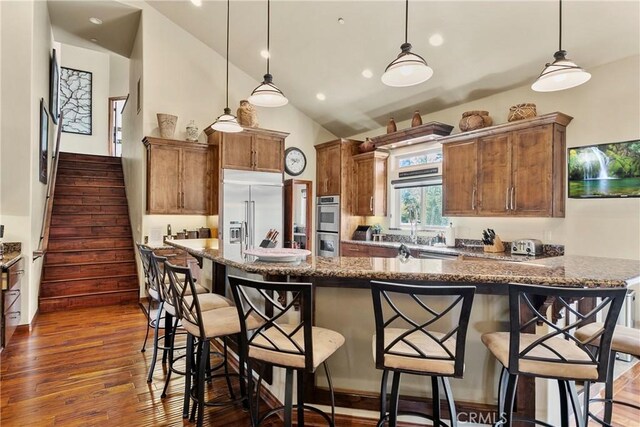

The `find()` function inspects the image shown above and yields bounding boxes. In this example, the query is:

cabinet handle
[511,187,515,210]
[471,187,476,210]
[505,188,510,210]
[181,192,185,208]
[370,196,373,212]
[177,192,181,208]
[324,178,328,192]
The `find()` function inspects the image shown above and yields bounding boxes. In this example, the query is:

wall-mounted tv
[568,140,640,198]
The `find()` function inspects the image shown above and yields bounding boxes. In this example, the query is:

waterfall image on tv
[568,140,640,198]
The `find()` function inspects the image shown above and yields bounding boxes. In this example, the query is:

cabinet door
[317,144,342,196]
[181,148,210,214]
[147,145,181,214]
[443,140,478,215]
[254,135,284,173]
[222,132,253,170]
[478,134,512,215]
[511,125,553,216]
[354,156,374,216]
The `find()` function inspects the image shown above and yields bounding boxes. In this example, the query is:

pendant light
[382,0,433,87]
[211,0,243,133]
[532,0,591,92]
[248,0,288,107]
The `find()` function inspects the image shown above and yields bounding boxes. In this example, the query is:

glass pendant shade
[531,50,591,92]
[248,74,288,107]
[382,42,433,88]
[211,108,243,133]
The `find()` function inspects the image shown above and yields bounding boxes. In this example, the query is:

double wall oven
[316,195,340,257]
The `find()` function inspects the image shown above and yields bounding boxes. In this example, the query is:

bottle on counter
[167,224,172,237]
[445,222,456,247]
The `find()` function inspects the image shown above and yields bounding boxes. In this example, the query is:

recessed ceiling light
[190,0,202,6]
[338,18,345,24]
[316,93,326,101]
[260,49,270,59]
[90,38,98,43]
[362,69,373,79]
[89,17,103,25]
[429,33,444,47]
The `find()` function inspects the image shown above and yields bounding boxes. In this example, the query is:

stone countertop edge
[0,253,23,269]
[165,239,640,288]
[342,239,550,261]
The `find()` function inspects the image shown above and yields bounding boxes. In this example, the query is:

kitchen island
[165,238,640,423]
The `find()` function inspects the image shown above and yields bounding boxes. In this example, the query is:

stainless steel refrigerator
[221,169,283,261]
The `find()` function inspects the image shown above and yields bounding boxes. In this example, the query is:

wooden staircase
[39,152,139,312]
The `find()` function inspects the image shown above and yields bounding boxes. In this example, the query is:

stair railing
[33,113,63,261]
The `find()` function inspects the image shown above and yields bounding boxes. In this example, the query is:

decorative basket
[459,110,493,132]
[508,103,537,122]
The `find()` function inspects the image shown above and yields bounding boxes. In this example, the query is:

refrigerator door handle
[250,200,256,248]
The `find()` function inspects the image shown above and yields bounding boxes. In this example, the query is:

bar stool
[228,275,345,427]
[575,322,640,425]
[137,243,161,353]
[370,281,476,427]
[165,263,261,427]
[481,284,627,427]
[148,253,233,398]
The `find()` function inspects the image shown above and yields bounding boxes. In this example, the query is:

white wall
[58,44,129,156]
[0,0,55,324]
[351,55,640,261]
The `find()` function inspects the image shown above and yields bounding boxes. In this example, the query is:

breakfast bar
[166,238,640,423]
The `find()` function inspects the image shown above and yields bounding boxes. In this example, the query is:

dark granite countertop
[165,239,640,288]
[0,253,22,270]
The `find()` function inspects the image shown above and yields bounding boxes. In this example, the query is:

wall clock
[284,147,307,176]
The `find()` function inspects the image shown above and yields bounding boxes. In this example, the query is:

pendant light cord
[404,0,409,44]
[225,0,230,109]
[558,0,562,51]
[266,0,271,75]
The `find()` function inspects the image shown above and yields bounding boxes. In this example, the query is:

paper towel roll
[445,223,455,247]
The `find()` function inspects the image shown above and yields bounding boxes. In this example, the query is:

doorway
[108,96,127,157]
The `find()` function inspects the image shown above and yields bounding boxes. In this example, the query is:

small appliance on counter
[511,239,543,256]
[352,225,373,241]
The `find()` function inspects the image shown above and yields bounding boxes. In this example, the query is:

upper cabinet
[442,112,572,218]
[315,142,343,196]
[353,151,388,216]
[144,137,212,215]
[208,127,288,173]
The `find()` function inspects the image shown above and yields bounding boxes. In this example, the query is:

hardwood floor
[0,304,275,426]
[1,304,638,426]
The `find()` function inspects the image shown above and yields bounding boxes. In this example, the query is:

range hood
[371,121,454,150]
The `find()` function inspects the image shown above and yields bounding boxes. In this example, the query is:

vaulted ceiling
[50,0,640,137]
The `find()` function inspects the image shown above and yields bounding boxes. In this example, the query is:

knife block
[484,236,505,253]
[259,240,277,248]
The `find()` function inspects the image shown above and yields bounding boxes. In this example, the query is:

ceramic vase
[157,113,178,138]
[359,138,375,153]
[387,118,397,134]
[186,120,199,141]
[411,111,422,127]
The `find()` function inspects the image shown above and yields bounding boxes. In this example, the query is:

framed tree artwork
[60,67,92,135]
[49,49,60,125]
[39,99,49,184]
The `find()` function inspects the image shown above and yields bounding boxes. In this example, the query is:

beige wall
[351,55,640,261]
[0,0,55,324]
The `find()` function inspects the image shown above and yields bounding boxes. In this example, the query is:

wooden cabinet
[443,140,477,216]
[2,257,23,351]
[316,142,342,196]
[144,137,212,215]
[442,113,571,218]
[210,127,287,173]
[353,151,388,216]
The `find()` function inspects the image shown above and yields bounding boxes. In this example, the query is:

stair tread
[41,273,138,284]
[44,259,135,267]
[49,224,130,228]
[46,248,134,253]
[39,289,139,301]
[49,236,132,240]
[56,183,125,188]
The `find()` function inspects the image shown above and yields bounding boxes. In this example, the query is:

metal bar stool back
[370,281,476,427]
[229,275,345,427]
[137,243,162,353]
[482,283,627,427]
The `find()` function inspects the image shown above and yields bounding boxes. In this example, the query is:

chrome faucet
[408,207,420,244]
